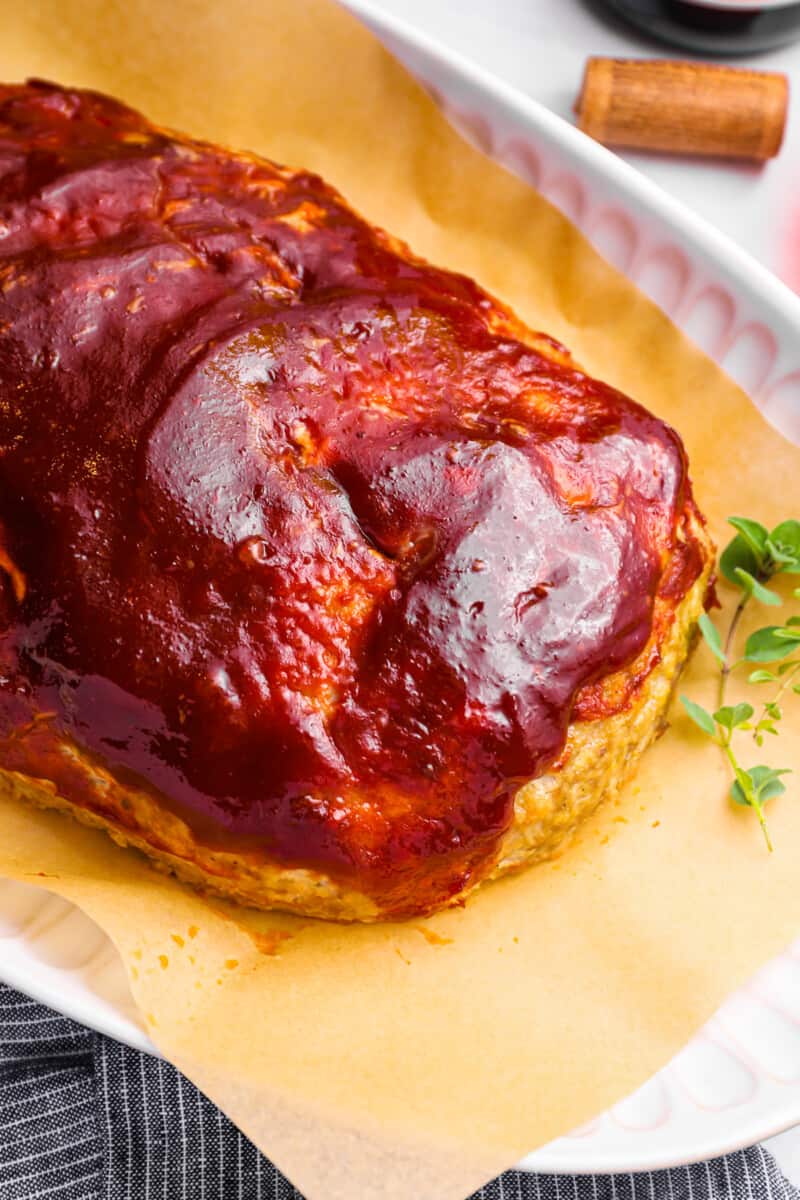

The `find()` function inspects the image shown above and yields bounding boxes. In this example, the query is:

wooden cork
[576,58,788,161]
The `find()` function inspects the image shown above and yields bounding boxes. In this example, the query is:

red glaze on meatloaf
[0,82,709,916]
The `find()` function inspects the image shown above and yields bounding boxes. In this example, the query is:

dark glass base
[599,0,800,54]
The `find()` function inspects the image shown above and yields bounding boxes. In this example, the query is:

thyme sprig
[680,517,800,851]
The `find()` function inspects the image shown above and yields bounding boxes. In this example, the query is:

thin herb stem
[752,800,772,853]
[720,735,773,853]
[718,593,749,710]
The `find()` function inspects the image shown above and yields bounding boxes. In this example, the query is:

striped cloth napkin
[0,982,796,1200]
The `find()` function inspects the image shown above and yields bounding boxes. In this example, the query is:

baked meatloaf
[0,81,713,921]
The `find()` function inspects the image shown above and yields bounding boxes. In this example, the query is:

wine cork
[576,58,788,161]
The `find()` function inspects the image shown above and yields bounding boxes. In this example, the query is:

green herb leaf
[733,568,782,606]
[731,781,752,807]
[766,540,797,566]
[787,616,800,627]
[753,765,791,798]
[720,533,761,585]
[765,702,782,720]
[731,765,791,807]
[748,669,776,684]
[698,613,725,664]
[728,517,769,561]
[714,703,754,732]
[744,626,800,662]
[770,520,800,573]
[730,766,755,806]
[680,695,717,738]
[777,660,799,675]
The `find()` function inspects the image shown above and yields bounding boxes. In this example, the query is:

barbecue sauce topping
[0,83,703,909]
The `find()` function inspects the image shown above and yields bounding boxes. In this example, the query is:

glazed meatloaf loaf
[0,81,714,921]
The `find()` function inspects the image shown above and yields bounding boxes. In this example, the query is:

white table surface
[360,0,800,1183]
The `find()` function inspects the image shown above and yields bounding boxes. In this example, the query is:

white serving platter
[3,0,800,1176]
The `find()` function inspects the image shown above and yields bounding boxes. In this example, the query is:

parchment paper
[1,2,800,1197]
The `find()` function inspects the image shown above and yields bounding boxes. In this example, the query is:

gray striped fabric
[0,983,797,1200]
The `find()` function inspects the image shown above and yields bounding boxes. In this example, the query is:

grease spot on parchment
[414,926,453,947]
[202,895,299,958]
[248,929,293,956]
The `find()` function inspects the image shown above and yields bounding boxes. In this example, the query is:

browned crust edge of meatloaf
[0,514,713,922]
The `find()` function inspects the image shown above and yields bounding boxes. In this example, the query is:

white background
[358,0,800,1183]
